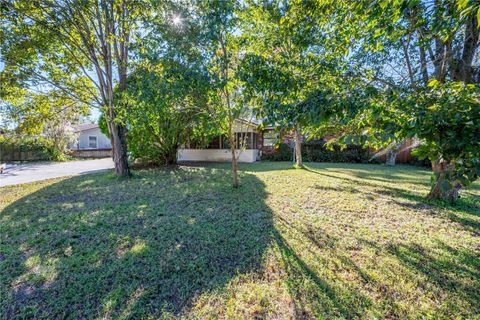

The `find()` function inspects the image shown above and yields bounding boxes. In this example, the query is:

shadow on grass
[0,167,274,319]
[388,240,480,309]
[272,219,373,319]
[303,165,480,235]
[355,237,480,316]
[2,162,479,318]
[394,240,479,314]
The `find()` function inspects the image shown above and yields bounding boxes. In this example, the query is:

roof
[75,123,98,132]
[236,117,271,126]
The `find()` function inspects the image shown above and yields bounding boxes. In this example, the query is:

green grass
[1,162,479,319]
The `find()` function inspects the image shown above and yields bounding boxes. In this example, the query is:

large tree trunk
[427,159,460,202]
[110,122,130,177]
[110,53,130,176]
[460,13,479,83]
[105,100,130,177]
[230,144,239,188]
[294,128,303,167]
[451,13,479,83]
[106,105,130,177]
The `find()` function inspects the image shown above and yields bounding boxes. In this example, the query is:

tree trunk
[165,150,178,165]
[294,128,303,167]
[110,122,130,177]
[418,40,429,85]
[433,0,447,83]
[109,55,130,177]
[408,5,429,85]
[386,150,397,166]
[230,144,239,188]
[427,159,460,202]
[386,141,401,166]
[451,13,479,83]
[402,39,415,86]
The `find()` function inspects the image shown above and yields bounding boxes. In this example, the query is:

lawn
[1,162,479,319]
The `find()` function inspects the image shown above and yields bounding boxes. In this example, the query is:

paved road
[0,158,114,187]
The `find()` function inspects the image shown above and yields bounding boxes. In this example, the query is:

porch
[177,131,262,163]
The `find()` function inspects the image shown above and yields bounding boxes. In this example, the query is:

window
[236,132,256,149]
[236,133,245,149]
[263,130,277,147]
[222,136,231,149]
[88,136,97,148]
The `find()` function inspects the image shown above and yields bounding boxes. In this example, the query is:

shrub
[121,61,211,166]
[262,143,294,161]
[0,135,56,161]
[262,141,373,163]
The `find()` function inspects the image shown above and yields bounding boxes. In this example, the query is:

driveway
[0,158,114,187]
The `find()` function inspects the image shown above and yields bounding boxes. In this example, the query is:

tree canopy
[1,0,479,199]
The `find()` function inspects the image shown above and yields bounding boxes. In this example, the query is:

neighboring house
[69,123,112,158]
[177,119,278,163]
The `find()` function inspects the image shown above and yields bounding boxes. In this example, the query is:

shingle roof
[75,123,98,132]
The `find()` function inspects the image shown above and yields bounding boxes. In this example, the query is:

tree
[123,61,210,165]
[1,0,149,176]
[1,87,89,160]
[239,1,342,167]
[113,0,214,166]
[196,0,255,188]
[404,81,480,201]
[323,0,480,201]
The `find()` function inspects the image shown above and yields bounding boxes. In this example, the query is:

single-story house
[68,121,415,164]
[69,123,112,158]
[177,120,277,163]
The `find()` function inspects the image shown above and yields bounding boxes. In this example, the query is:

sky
[90,108,101,121]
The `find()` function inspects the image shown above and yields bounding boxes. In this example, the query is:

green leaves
[405,82,480,187]
[239,0,346,133]
[122,58,212,165]
[457,0,470,10]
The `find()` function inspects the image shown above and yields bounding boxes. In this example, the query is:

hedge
[0,135,54,161]
[262,141,375,163]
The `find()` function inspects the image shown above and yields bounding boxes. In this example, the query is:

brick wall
[69,148,112,158]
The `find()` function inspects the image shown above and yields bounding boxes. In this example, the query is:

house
[69,123,112,158]
[176,120,417,164]
[177,120,278,163]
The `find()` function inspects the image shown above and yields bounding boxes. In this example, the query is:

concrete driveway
[0,158,114,187]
